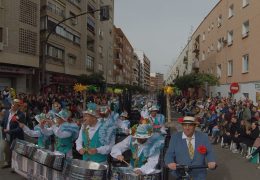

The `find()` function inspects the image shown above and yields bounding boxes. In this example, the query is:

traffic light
[100,5,110,21]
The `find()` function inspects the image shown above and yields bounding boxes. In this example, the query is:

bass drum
[111,167,161,180]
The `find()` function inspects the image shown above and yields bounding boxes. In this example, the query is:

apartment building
[40,0,114,93]
[150,72,164,92]
[0,0,40,93]
[113,26,133,85]
[135,50,150,90]
[132,52,140,86]
[168,0,260,102]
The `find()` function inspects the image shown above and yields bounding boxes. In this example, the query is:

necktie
[188,138,194,159]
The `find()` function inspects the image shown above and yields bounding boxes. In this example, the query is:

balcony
[114,59,123,69]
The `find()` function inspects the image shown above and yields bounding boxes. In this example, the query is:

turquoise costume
[55,122,79,154]
[82,124,107,162]
[34,125,51,148]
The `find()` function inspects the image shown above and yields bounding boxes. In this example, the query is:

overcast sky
[114,0,219,76]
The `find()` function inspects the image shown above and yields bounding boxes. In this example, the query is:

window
[243,93,249,98]
[242,54,249,73]
[227,30,233,46]
[0,27,3,42]
[87,4,95,17]
[98,63,103,71]
[210,44,214,51]
[217,38,222,51]
[217,64,222,78]
[202,51,205,60]
[47,44,64,60]
[211,22,214,30]
[242,20,249,38]
[202,32,205,41]
[70,12,78,25]
[228,4,234,18]
[207,47,210,54]
[242,0,249,8]
[227,60,233,76]
[86,55,94,70]
[217,15,222,27]
[87,17,95,33]
[68,54,76,65]
[47,2,65,17]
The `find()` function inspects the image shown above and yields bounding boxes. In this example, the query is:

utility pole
[40,6,110,93]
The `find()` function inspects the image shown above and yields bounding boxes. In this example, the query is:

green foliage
[77,73,105,87]
[174,73,218,90]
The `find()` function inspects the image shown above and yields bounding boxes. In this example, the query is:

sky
[114,0,219,76]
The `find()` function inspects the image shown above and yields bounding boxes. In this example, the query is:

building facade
[113,26,133,85]
[168,0,260,102]
[0,0,40,93]
[132,52,140,86]
[40,0,114,93]
[0,0,114,93]
[135,50,150,90]
[150,72,164,92]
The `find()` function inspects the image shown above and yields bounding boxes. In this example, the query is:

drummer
[41,110,79,158]
[19,113,51,149]
[116,111,130,135]
[76,105,116,164]
[110,123,164,175]
[148,105,167,134]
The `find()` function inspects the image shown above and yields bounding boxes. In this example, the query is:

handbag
[253,137,260,148]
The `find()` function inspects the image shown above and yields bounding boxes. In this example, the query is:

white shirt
[7,110,17,131]
[75,121,114,155]
[182,132,195,150]
[110,136,160,174]
[23,125,41,137]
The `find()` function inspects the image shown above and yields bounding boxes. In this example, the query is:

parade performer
[116,112,130,135]
[148,105,167,134]
[165,116,216,180]
[110,123,164,175]
[76,104,116,164]
[47,102,61,120]
[41,110,79,157]
[19,113,51,149]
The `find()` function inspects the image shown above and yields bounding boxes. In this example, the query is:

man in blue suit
[165,116,216,180]
[1,99,25,168]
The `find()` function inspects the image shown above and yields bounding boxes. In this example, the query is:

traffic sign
[230,82,239,94]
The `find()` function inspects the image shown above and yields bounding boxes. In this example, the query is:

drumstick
[122,159,130,166]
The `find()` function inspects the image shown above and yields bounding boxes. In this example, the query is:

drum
[14,139,28,155]
[25,143,38,159]
[111,167,161,180]
[68,160,107,180]
[52,151,65,171]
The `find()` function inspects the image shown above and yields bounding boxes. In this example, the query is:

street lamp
[40,5,110,93]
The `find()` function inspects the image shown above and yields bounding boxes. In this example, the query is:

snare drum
[68,160,107,180]
[111,167,161,180]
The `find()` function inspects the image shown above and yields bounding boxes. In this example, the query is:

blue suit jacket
[1,110,25,143]
[164,131,216,180]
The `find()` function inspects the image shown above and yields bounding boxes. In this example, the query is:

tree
[77,73,105,87]
[174,73,218,91]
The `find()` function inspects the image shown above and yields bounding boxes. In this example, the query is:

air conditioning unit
[0,42,3,51]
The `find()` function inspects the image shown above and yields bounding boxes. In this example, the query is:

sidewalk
[0,161,26,179]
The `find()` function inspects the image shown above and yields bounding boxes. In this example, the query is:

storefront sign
[0,65,34,74]
[50,75,77,84]
[230,82,239,94]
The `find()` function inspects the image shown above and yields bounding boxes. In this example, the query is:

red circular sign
[230,82,239,94]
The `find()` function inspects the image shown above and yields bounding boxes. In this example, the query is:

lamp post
[40,6,110,93]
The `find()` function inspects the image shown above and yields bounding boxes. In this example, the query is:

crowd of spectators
[171,95,260,168]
